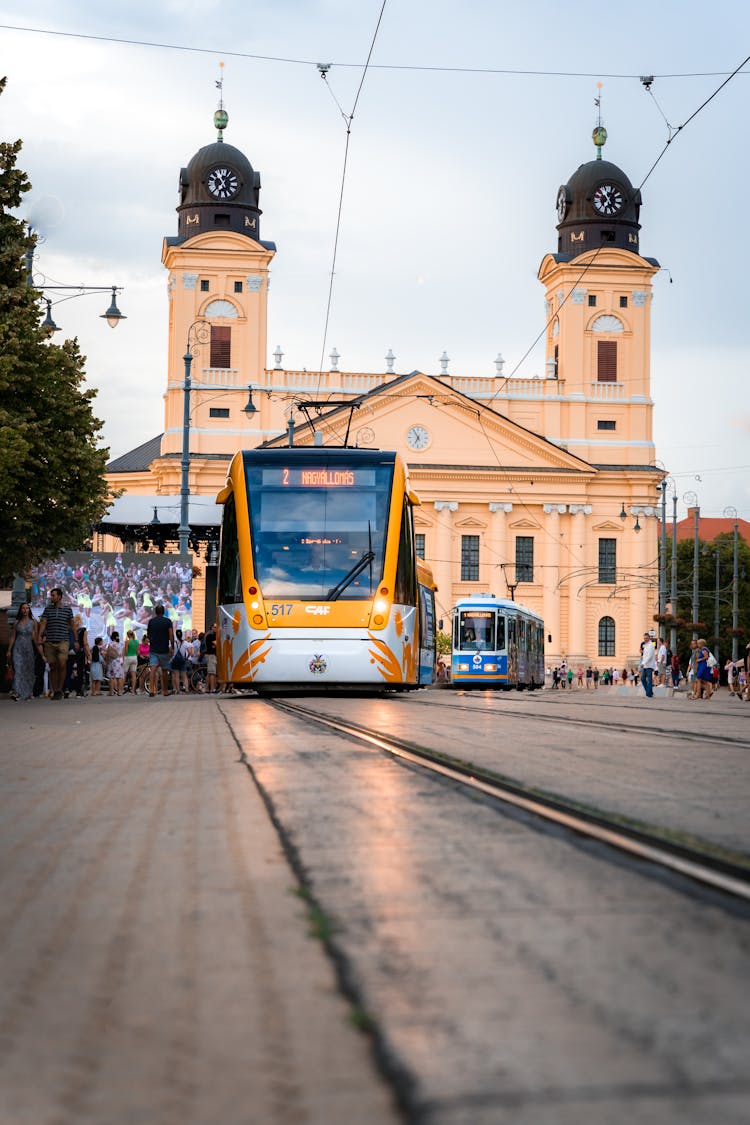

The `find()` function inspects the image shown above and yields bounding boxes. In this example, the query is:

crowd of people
[549,634,750,701]
[6,588,223,701]
[29,553,195,645]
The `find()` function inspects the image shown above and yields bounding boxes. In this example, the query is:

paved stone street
[0,695,399,1125]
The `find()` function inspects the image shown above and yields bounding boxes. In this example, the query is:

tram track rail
[404,693,750,749]
[270,698,750,903]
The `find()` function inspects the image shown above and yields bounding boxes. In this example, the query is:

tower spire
[592,81,607,159]
[214,61,228,142]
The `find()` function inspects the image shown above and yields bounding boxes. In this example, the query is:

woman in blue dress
[7,603,38,701]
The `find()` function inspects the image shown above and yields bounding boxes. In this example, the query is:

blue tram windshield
[458,610,500,651]
[246,462,393,600]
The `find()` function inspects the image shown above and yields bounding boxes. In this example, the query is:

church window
[597,340,617,382]
[598,539,617,584]
[415,533,425,560]
[461,535,480,581]
[204,299,238,319]
[209,408,230,418]
[619,295,628,308]
[234,280,243,293]
[200,279,209,292]
[210,326,231,368]
[598,616,616,657]
[588,294,597,307]
[214,214,230,226]
[597,419,616,430]
[515,536,534,583]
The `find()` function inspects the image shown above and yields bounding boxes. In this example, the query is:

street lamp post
[179,321,210,561]
[670,488,678,656]
[657,480,668,617]
[713,548,720,671]
[683,492,700,637]
[724,506,739,662]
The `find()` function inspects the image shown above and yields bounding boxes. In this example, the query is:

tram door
[506,615,518,683]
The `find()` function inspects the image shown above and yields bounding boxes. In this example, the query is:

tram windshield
[458,610,500,651]
[245,461,393,600]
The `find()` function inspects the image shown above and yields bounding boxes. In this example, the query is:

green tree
[660,533,750,665]
[0,77,111,580]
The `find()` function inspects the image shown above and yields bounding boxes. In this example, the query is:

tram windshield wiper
[326,548,375,601]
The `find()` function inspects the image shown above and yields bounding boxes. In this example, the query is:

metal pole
[732,518,739,662]
[659,482,667,617]
[178,348,193,560]
[670,491,678,656]
[692,505,700,639]
[714,549,720,671]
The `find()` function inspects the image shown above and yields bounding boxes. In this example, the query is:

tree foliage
[0,77,111,579]
[661,532,750,663]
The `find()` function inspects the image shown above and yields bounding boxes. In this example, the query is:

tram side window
[395,499,417,606]
[218,493,243,604]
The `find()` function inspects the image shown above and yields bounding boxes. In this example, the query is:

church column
[542,504,566,659]
[488,502,513,596]
[433,502,458,620]
[567,504,591,659]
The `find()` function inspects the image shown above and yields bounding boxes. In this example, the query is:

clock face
[206,165,240,200]
[556,186,568,222]
[406,425,430,451]
[592,183,624,216]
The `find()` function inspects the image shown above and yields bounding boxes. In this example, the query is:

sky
[2,0,749,521]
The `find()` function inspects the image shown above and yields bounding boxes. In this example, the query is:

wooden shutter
[210,326,231,368]
[597,340,617,382]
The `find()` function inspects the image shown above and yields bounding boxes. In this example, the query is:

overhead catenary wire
[2,23,748,80]
[316,0,389,387]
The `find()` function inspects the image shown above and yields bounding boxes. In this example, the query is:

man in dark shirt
[147,604,174,697]
[204,621,217,694]
[37,587,74,700]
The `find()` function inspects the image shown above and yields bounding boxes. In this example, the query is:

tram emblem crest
[309,654,328,675]
[472,653,482,666]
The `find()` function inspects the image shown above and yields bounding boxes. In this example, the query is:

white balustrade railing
[588,381,625,400]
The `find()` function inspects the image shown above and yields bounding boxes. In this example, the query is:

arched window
[204,299,238,319]
[598,616,615,657]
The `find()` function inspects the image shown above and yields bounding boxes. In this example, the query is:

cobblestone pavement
[230,697,750,1125]
[0,695,400,1125]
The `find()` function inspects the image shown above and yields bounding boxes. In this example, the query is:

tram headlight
[457,662,470,672]
[252,614,264,626]
[484,664,498,672]
[251,601,259,610]
[374,599,388,615]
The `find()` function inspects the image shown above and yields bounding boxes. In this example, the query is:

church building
[104,102,665,668]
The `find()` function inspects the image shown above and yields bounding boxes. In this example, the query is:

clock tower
[537,123,660,467]
[157,103,276,491]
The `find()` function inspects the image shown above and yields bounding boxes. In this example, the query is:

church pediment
[455,516,488,530]
[509,517,541,530]
[593,520,625,532]
[273,370,593,476]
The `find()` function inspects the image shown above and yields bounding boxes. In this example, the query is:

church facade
[105,106,664,667]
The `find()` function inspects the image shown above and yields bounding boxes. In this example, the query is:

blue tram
[450,595,544,689]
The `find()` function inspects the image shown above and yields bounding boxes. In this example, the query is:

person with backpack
[694,638,714,700]
[170,628,190,694]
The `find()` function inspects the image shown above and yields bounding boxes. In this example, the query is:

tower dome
[554,127,641,259]
[176,110,263,243]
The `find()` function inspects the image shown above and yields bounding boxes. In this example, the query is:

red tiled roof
[658,510,750,546]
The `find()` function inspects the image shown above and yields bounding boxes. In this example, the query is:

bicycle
[189,664,207,693]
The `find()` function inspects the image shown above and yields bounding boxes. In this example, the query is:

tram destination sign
[262,468,377,488]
